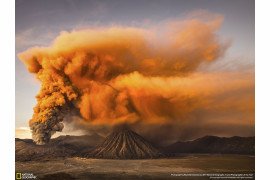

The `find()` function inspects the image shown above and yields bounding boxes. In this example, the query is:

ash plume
[18,14,232,145]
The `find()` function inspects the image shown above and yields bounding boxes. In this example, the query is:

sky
[15,0,254,142]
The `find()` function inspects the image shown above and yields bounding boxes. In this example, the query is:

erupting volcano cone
[87,127,163,159]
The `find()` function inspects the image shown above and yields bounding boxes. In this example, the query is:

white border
[255,0,270,179]
[0,0,15,179]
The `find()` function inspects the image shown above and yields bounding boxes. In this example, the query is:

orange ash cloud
[17,15,238,144]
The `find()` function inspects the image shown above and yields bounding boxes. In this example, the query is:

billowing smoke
[18,14,232,145]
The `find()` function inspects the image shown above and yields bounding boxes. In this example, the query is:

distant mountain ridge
[15,133,255,162]
[165,136,255,155]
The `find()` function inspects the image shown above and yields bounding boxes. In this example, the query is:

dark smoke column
[28,71,79,145]
[30,108,64,145]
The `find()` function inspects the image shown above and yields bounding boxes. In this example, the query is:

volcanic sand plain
[16,154,255,180]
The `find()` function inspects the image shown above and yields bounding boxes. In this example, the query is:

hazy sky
[15,0,254,139]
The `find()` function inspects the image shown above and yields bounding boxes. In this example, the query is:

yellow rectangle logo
[16,173,21,179]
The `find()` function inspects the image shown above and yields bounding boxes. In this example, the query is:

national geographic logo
[16,173,21,179]
[16,173,37,179]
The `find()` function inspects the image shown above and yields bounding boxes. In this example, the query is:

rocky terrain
[15,133,104,161]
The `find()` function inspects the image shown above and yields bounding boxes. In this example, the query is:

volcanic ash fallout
[18,15,230,145]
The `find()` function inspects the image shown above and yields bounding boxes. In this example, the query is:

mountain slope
[86,128,164,159]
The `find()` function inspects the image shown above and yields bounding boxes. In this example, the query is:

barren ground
[15,154,255,180]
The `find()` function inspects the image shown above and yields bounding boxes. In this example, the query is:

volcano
[86,128,163,159]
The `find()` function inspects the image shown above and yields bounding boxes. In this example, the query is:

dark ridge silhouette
[15,134,104,162]
[165,136,255,155]
[85,128,164,159]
